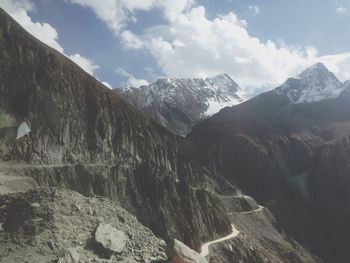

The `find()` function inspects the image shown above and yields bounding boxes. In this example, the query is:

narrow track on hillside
[200,194,266,258]
[200,224,240,257]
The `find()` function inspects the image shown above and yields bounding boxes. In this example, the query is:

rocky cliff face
[189,65,350,262]
[0,7,231,251]
[116,74,250,135]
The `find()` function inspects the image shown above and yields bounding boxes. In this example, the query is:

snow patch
[204,88,250,116]
[16,122,31,140]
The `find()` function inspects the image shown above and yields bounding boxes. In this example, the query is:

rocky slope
[0,176,319,263]
[210,194,319,263]
[188,63,350,262]
[0,7,320,263]
[0,187,167,263]
[116,74,250,135]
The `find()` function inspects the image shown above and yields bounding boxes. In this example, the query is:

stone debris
[0,188,167,263]
[58,248,80,263]
[167,239,209,263]
[94,223,128,258]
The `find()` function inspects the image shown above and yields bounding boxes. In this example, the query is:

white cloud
[248,5,260,16]
[68,54,100,75]
[0,0,100,76]
[318,53,350,80]
[335,1,346,14]
[68,0,129,34]
[116,5,350,93]
[121,30,144,49]
[0,0,64,52]
[115,68,149,87]
[66,0,194,35]
[336,7,346,14]
[9,0,349,91]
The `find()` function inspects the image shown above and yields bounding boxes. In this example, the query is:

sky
[1,0,350,93]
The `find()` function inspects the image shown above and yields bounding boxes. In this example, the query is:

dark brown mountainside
[189,68,350,262]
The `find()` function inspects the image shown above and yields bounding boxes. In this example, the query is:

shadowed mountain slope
[188,65,350,262]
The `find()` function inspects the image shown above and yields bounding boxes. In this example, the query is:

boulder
[94,223,128,258]
[167,239,208,263]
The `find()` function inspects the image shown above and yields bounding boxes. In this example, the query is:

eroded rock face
[94,223,127,258]
[167,239,208,263]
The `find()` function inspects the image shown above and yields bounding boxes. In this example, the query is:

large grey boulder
[167,239,208,263]
[94,223,128,258]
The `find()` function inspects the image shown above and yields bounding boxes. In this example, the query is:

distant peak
[208,73,234,82]
[214,73,232,79]
[276,63,343,104]
[297,63,334,79]
[310,62,328,70]
[206,73,239,89]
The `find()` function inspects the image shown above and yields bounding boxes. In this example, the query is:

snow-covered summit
[116,74,250,135]
[206,73,239,93]
[276,63,345,103]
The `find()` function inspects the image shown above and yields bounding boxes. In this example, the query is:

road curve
[200,224,240,257]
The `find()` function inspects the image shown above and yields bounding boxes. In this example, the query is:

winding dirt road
[200,224,240,257]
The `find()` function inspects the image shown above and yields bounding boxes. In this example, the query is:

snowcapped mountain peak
[116,74,250,135]
[296,63,338,83]
[275,63,344,104]
[206,73,240,94]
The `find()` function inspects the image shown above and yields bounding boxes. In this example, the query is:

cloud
[336,6,346,14]
[68,0,130,34]
[121,30,144,49]
[68,54,100,75]
[0,0,64,52]
[10,0,348,91]
[0,0,100,76]
[335,1,346,14]
[318,53,350,80]
[125,7,311,87]
[248,5,260,16]
[115,5,350,93]
[115,68,149,87]
[66,0,194,35]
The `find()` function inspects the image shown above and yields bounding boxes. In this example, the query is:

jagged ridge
[116,74,250,135]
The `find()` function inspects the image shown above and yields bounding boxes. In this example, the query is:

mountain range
[1,6,350,263]
[116,74,250,135]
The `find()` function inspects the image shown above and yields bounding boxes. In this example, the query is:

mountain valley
[0,5,349,263]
